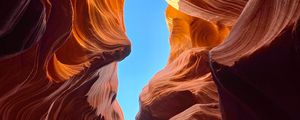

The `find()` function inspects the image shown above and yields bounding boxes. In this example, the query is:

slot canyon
[0,0,300,120]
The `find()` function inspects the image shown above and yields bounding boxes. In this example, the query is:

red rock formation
[137,3,233,120]
[209,0,300,120]
[2,0,300,119]
[0,0,130,119]
[138,0,300,120]
[210,23,300,120]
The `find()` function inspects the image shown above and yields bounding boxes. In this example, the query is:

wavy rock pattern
[138,0,300,120]
[209,0,300,119]
[2,0,300,120]
[137,2,232,119]
[0,0,130,119]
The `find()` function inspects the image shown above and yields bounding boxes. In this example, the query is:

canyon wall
[136,0,243,119]
[1,0,300,120]
[0,0,130,119]
[137,0,300,120]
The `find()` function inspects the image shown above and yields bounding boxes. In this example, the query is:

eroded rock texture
[209,0,300,120]
[138,0,300,120]
[0,0,130,119]
[137,1,237,119]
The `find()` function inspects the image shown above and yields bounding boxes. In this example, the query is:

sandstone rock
[0,0,130,119]
[137,2,232,119]
[138,0,300,120]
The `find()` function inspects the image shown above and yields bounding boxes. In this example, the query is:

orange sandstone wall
[0,0,130,119]
[137,0,300,120]
[136,1,235,119]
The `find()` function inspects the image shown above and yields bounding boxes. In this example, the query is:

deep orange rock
[138,0,300,120]
[2,0,300,119]
[137,4,231,120]
[0,0,130,119]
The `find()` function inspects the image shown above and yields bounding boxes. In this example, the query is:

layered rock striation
[137,1,235,119]
[138,0,300,120]
[0,0,130,119]
[1,0,300,120]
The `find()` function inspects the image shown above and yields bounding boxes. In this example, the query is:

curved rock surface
[0,0,130,119]
[2,0,300,120]
[209,0,300,119]
[138,0,300,120]
[137,1,233,119]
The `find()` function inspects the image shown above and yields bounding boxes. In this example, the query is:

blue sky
[117,0,170,120]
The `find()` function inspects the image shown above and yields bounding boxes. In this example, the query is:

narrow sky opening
[117,0,170,120]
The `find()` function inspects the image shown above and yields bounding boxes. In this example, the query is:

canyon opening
[0,0,300,120]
